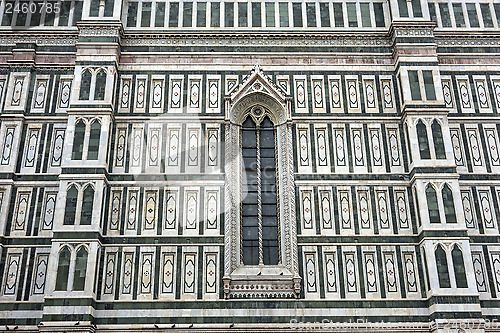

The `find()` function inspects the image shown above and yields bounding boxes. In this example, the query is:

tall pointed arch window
[426,184,441,223]
[432,120,446,159]
[64,185,78,225]
[452,244,468,288]
[80,186,95,225]
[72,120,85,160]
[94,70,107,101]
[241,113,279,265]
[87,120,101,160]
[442,184,456,223]
[417,120,431,159]
[435,245,451,288]
[79,70,92,100]
[73,246,88,291]
[55,247,71,291]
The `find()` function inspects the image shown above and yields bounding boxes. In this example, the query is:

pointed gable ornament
[226,65,291,126]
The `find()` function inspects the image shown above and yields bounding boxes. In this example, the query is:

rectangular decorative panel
[41,192,57,231]
[339,190,351,229]
[301,190,314,230]
[3,254,21,295]
[148,128,160,167]
[183,253,196,294]
[11,77,24,106]
[205,253,217,293]
[189,78,201,110]
[126,190,139,230]
[165,190,178,229]
[207,79,220,111]
[1,127,15,165]
[140,252,154,294]
[24,128,40,168]
[357,190,371,229]
[187,128,199,167]
[122,252,134,294]
[151,79,164,110]
[334,129,346,166]
[369,128,383,167]
[467,129,482,166]
[352,129,364,166]
[109,190,122,231]
[311,78,325,111]
[324,252,337,292]
[205,190,219,230]
[344,252,357,292]
[298,128,310,167]
[403,252,418,293]
[294,78,307,111]
[450,129,464,166]
[14,192,30,231]
[103,252,117,295]
[114,128,127,168]
[131,127,143,167]
[461,190,476,228]
[329,79,342,110]
[161,253,175,294]
[478,190,495,228]
[471,252,487,292]
[120,78,132,109]
[304,252,317,293]
[381,79,394,109]
[383,252,398,293]
[394,190,409,229]
[491,253,500,292]
[32,78,48,110]
[376,190,390,230]
[144,190,158,230]
[316,128,328,166]
[485,129,500,166]
[185,190,199,229]
[441,79,453,108]
[206,128,219,167]
[346,79,359,109]
[387,128,401,167]
[363,79,377,110]
[319,190,333,229]
[475,79,490,109]
[167,128,180,166]
[457,79,472,109]
[135,78,147,111]
[50,129,65,167]
[32,254,49,294]
[169,79,183,110]
[364,252,377,292]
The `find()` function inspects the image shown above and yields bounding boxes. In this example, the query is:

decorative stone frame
[223,66,301,298]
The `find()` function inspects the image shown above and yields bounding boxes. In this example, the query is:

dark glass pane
[197,2,206,27]
[266,2,275,26]
[87,121,101,160]
[452,245,468,288]
[439,3,451,27]
[431,120,446,159]
[442,184,456,223]
[30,2,42,26]
[408,70,421,101]
[141,2,152,27]
[242,244,259,265]
[292,3,302,27]
[374,3,385,27]
[436,246,451,288]
[279,2,289,27]
[64,186,78,225]
[417,121,430,159]
[494,4,500,26]
[467,3,479,27]
[183,2,193,27]
[72,121,85,160]
[347,3,357,27]
[426,185,441,223]
[252,2,261,27]
[169,2,179,27]
[453,3,465,27]
[55,248,71,291]
[89,0,100,17]
[428,3,437,22]
[211,2,220,27]
[79,70,91,100]
[80,186,94,225]
[423,70,436,100]
[104,0,114,17]
[58,1,72,26]
[73,247,88,291]
[73,1,84,25]
[306,3,316,27]
[412,0,422,17]
[398,0,409,17]
[94,70,106,101]
[225,2,234,27]
[333,3,344,26]
[44,1,56,25]
[320,3,330,27]
[481,4,494,27]
[155,2,165,27]
[242,204,258,216]
[360,3,371,27]
[238,2,248,26]
[1,2,13,26]
[16,1,29,26]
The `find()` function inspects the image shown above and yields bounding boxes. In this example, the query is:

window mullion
[256,125,263,265]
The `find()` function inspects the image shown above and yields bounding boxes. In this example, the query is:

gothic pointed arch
[224,65,299,299]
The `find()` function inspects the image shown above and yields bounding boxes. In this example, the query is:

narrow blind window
[241,115,279,265]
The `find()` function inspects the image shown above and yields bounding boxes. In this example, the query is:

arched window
[435,245,451,288]
[94,70,107,101]
[241,115,279,265]
[79,70,92,100]
[64,185,78,225]
[72,120,85,160]
[442,184,456,223]
[452,244,468,288]
[80,186,94,225]
[73,247,88,291]
[426,184,440,223]
[417,120,431,159]
[87,120,101,160]
[55,247,71,291]
[432,120,446,159]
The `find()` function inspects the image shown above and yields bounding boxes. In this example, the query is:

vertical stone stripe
[41,124,53,173]
[395,246,406,298]
[35,124,47,173]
